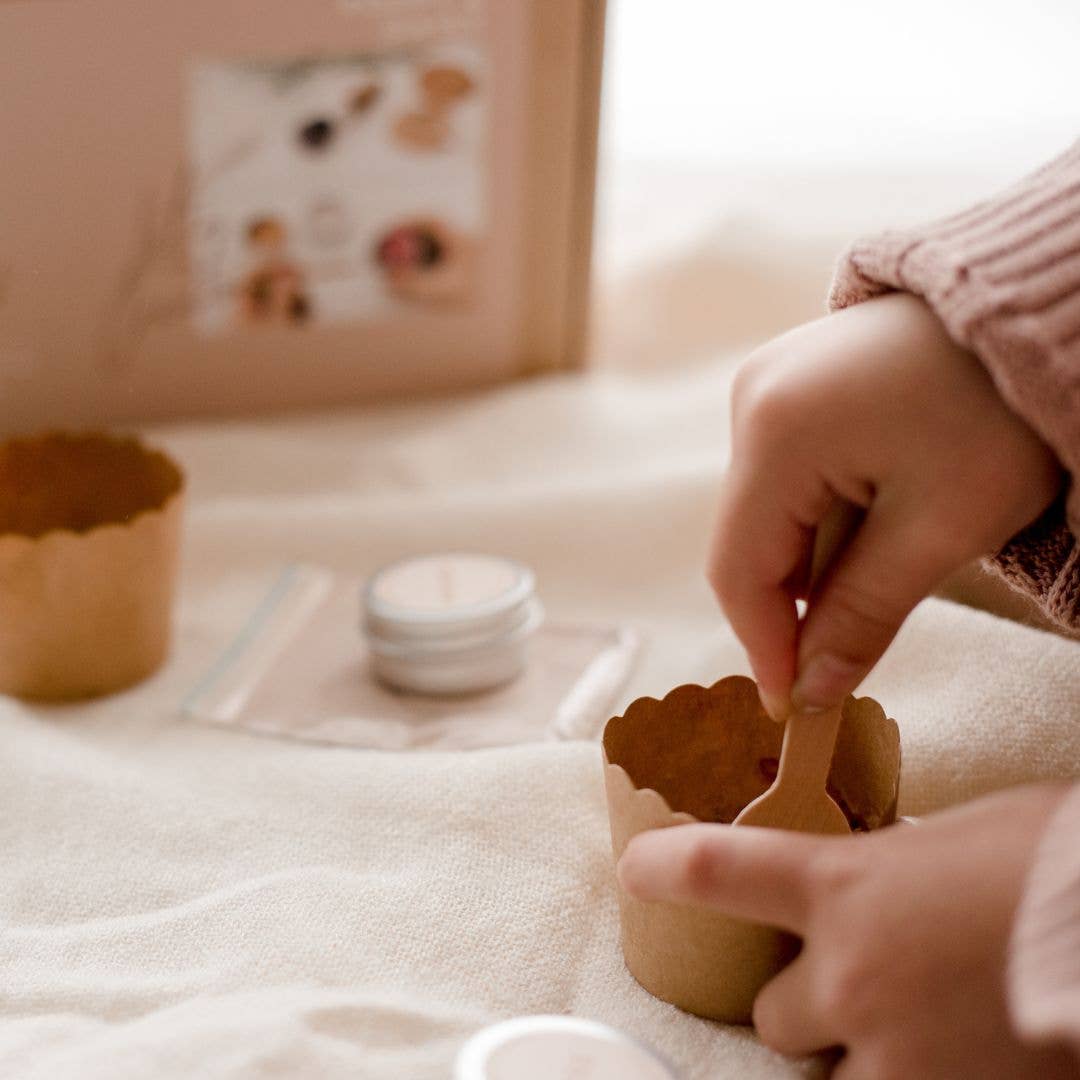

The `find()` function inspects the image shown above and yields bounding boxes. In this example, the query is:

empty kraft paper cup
[0,432,184,701]
[603,675,901,1024]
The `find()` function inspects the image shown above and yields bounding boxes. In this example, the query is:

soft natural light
[605,0,1080,169]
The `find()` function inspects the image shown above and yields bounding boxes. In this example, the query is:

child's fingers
[617,822,830,934]
[793,504,963,712]
[752,953,836,1057]
[713,572,800,722]
[708,476,814,721]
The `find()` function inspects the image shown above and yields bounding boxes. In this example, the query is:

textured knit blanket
[3,362,1079,1080]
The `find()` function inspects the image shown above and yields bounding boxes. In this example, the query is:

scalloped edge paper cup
[0,432,184,701]
[602,675,900,1023]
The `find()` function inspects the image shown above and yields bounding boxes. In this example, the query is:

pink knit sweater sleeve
[829,140,1080,627]
[829,143,1080,1061]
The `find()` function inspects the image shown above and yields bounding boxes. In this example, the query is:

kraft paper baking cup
[603,675,900,1024]
[0,432,184,701]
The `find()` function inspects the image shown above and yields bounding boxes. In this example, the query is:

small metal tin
[362,553,542,695]
[454,1015,679,1080]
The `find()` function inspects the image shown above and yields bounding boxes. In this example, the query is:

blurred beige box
[0,0,605,432]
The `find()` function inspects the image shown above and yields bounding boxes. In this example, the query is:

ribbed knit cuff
[829,140,1080,627]
[989,497,1080,626]
[1008,783,1080,1060]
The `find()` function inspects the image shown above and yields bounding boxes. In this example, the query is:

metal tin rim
[366,598,543,659]
[454,1015,679,1080]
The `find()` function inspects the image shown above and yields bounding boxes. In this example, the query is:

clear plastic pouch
[182,564,640,751]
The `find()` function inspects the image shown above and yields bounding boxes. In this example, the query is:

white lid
[363,554,537,649]
[455,1016,678,1080]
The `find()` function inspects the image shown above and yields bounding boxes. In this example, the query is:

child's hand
[618,784,1076,1079]
[709,294,1062,719]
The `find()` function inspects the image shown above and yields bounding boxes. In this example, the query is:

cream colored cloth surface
[3,362,1080,1080]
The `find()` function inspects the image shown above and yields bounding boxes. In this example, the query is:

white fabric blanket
[3,363,1080,1080]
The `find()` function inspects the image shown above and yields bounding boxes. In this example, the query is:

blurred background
[593,0,1080,370]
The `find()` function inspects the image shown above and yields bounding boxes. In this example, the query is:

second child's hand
[707,293,1062,721]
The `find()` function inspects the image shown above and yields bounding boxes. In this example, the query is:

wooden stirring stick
[733,705,848,832]
[733,501,863,835]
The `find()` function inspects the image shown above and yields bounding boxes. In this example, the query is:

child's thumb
[791,507,960,713]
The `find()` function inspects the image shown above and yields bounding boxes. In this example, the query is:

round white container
[362,553,543,695]
[455,1016,678,1080]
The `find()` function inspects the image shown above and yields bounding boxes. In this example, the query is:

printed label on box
[187,44,487,333]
